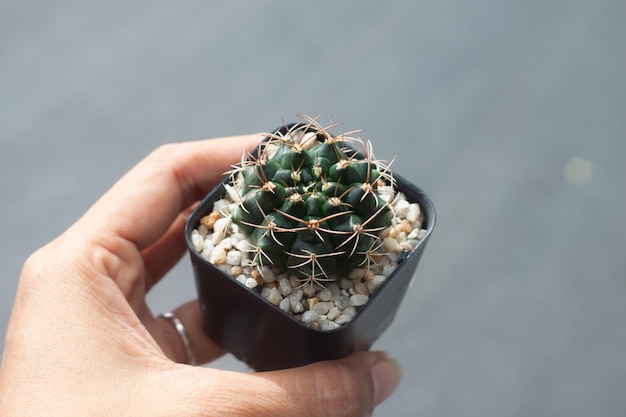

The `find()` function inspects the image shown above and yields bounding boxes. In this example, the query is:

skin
[0,134,401,417]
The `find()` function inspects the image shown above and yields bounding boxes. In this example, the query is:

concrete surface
[1,1,625,416]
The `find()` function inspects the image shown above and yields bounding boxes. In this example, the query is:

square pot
[185,124,436,371]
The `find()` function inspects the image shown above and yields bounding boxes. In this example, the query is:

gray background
[2,1,625,416]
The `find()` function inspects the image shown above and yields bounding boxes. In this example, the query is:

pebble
[259,265,276,283]
[226,250,242,266]
[191,230,204,252]
[236,239,252,252]
[264,287,282,306]
[302,310,320,323]
[312,301,333,315]
[335,315,353,326]
[209,245,227,264]
[318,283,341,302]
[303,284,317,297]
[367,275,387,294]
[354,282,369,296]
[394,199,410,217]
[321,319,340,331]
[200,211,220,229]
[289,295,304,313]
[348,268,366,279]
[349,294,369,307]
[191,181,430,329]
[335,294,350,310]
[279,297,291,313]
[383,237,403,253]
[383,264,398,278]
[326,306,341,321]
[406,203,421,223]
[278,278,293,296]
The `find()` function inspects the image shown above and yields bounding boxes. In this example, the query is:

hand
[0,135,401,417]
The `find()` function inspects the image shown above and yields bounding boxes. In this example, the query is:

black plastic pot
[185,124,436,371]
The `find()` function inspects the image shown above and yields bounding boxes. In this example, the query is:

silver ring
[158,312,197,366]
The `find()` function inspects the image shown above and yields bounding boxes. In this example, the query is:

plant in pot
[186,114,436,371]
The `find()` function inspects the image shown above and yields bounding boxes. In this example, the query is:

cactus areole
[228,120,396,286]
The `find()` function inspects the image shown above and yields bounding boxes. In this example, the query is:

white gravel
[191,187,428,330]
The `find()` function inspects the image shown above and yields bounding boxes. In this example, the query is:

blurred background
[1,1,625,416]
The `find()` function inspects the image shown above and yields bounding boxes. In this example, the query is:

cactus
[228,115,396,286]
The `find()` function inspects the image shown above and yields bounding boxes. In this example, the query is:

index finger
[76,134,263,250]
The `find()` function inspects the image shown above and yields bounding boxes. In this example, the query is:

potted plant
[186,115,436,371]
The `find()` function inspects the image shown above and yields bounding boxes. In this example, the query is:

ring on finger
[158,311,197,366]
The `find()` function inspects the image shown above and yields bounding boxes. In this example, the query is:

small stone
[313,301,333,315]
[220,237,233,250]
[417,229,428,240]
[321,319,340,331]
[348,268,366,279]
[382,264,397,278]
[407,239,420,248]
[303,284,318,298]
[307,321,321,330]
[335,294,350,310]
[279,297,291,313]
[289,296,304,313]
[236,275,247,285]
[400,241,414,252]
[201,247,213,262]
[289,275,301,288]
[278,278,293,297]
[213,199,230,213]
[354,282,369,296]
[236,239,253,253]
[367,275,387,294]
[191,230,204,252]
[260,265,276,283]
[197,224,209,238]
[265,288,282,306]
[203,239,215,253]
[349,294,369,307]
[302,310,320,324]
[394,199,410,217]
[244,277,258,288]
[377,185,395,202]
[224,183,242,203]
[408,228,421,240]
[335,314,353,325]
[292,289,304,301]
[211,217,230,244]
[250,269,264,286]
[327,306,341,321]
[343,306,357,318]
[307,297,320,310]
[226,250,242,266]
[398,219,412,234]
[230,265,243,276]
[339,278,354,290]
[318,283,341,302]
[406,203,421,223]
[383,237,403,253]
[200,211,221,230]
[209,245,227,264]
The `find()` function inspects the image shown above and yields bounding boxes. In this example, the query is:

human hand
[0,134,401,417]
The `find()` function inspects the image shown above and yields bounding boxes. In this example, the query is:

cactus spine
[229,115,395,286]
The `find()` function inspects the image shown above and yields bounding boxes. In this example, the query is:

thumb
[148,351,401,417]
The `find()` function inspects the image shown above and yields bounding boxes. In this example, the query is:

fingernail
[370,353,402,407]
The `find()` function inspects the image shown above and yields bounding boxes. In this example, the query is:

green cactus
[229,115,395,286]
